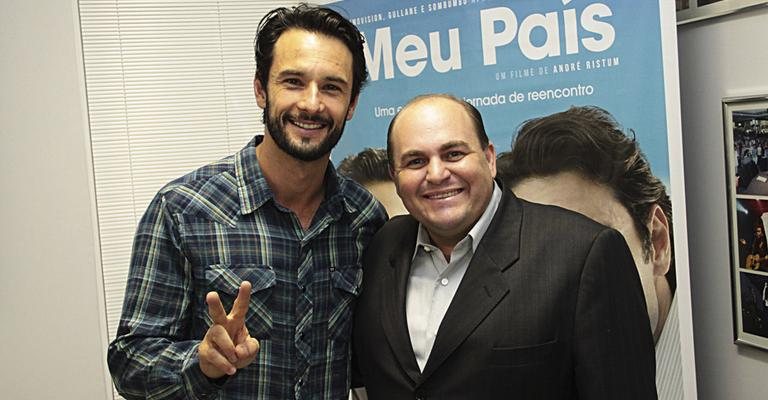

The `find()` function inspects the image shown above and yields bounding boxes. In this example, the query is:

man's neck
[256,134,328,229]
[426,230,467,263]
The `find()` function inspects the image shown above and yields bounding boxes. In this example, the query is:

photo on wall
[724,94,768,350]
[732,107,768,196]
[733,198,768,271]
[739,271,768,339]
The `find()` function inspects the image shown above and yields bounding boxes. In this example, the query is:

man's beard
[263,98,347,162]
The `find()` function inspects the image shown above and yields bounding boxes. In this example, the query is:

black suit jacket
[353,189,656,399]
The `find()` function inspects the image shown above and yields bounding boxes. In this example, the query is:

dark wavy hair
[253,3,368,101]
[337,148,391,185]
[499,106,675,291]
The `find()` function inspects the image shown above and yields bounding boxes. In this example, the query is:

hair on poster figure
[338,147,407,217]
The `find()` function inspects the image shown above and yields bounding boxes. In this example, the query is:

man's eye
[403,158,425,169]
[284,78,302,87]
[445,151,466,161]
[323,84,342,92]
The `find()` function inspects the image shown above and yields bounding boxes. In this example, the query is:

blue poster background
[329,0,670,185]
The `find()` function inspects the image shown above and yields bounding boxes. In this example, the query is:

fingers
[207,281,251,327]
[200,281,257,378]
[234,337,260,369]
[236,337,260,360]
[206,291,228,326]
[229,281,252,323]
[209,324,239,363]
[199,325,237,378]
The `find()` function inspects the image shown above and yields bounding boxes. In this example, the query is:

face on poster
[329,0,670,186]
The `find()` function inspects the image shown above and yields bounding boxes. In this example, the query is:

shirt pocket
[327,263,363,342]
[204,263,276,339]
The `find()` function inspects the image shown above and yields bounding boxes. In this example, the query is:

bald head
[386,94,489,169]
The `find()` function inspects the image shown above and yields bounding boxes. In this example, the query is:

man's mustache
[283,112,333,126]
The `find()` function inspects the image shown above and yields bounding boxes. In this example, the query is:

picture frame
[677,0,768,25]
[724,94,768,350]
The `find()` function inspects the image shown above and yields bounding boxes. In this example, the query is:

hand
[198,281,260,378]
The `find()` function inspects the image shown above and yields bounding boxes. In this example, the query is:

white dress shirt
[406,183,502,371]
[656,295,683,399]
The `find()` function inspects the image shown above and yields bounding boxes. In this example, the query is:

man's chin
[282,142,331,162]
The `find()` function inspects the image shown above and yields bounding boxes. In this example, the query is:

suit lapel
[380,217,422,384]
[421,189,522,380]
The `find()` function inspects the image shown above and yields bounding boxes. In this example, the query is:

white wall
[0,0,111,398]
[678,7,768,400]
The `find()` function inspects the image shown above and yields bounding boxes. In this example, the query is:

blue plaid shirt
[108,136,387,400]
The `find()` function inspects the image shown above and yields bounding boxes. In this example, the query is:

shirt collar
[234,136,348,217]
[414,181,503,258]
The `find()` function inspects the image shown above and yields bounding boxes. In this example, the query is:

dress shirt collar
[414,181,503,259]
[234,135,348,218]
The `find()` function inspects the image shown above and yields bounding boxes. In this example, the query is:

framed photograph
[677,0,768,24]
[724,94,768,350]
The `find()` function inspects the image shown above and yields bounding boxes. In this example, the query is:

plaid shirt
[108,136,386,400]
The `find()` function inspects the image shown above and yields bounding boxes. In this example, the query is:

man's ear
[649,204,671,277]
[254,76,267,109]
[485,142,497,178]
[346,94,359,120]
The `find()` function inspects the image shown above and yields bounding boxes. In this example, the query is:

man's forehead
[271,29,352,68]
[400,140,470,154]
[391,103,477,150]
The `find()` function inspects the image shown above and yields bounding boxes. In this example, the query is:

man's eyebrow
[275,69,350,87]
[440,140,470,151]
[275,69,304,79]
[325,75,350,86]
[399,149,425,161]
[397,140,471,162]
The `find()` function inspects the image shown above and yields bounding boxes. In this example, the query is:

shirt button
[440,278,449,286]
[423,246,431,252]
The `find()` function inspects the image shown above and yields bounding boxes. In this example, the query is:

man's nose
[297,85,325,114]
[425,159,450,183]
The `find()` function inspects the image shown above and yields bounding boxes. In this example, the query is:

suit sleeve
[573,228,657,399]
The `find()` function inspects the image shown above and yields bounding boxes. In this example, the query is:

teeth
[292,120,323,130]
[427,189,461,199]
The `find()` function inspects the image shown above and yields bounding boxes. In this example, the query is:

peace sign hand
[198,281,261,379]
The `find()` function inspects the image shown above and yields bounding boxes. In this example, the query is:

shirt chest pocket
[325,264,363,342]
[204,264,276,339]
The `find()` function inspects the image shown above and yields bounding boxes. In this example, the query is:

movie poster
[328,0,692,397]
[331,0,668,183]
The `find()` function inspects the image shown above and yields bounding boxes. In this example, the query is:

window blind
[78,1,297,397]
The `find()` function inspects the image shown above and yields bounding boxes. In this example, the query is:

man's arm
[107,193,214,399]
[107,193,258,399]
[573,228,657,399]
